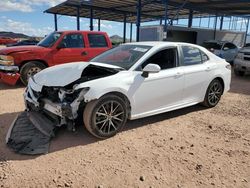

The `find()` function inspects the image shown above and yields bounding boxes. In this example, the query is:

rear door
[180,46,212,103]
[84,33,110,60]
[53,33,89,65]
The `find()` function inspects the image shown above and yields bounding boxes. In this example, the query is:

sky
[0,0,128,37]
[0,0,249,39]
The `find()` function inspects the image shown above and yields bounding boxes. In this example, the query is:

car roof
[56,30,108,35]
[123,41,201,48]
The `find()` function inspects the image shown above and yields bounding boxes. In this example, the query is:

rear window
[202,42,222,50]
[88,34,108,48]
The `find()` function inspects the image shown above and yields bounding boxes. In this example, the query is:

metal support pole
[220,16,224,30]
[188,10,193,28]
[244,18,249,45]
[214,14,218,40]
[136,0,141,42]
[90,8,94,31]
[77,7,80,30]
[160,18,162,25]
[163,0,169,41]
[98,18,101,31]
[54,14,58,31]
[130,23,133,42]
[123,15,127,43]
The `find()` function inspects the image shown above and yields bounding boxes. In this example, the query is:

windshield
[90,45,152,70]
[202,42,222,50]
[38,32,61,47]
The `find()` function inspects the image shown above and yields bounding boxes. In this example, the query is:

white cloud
[23,0,65,7]
[0,0,65,12]
[0,17,53,37]
[0,0,33,12]
[94,20,113,29]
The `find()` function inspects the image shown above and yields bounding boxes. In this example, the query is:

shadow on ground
[0,82,24,91]
[0,104,207,161]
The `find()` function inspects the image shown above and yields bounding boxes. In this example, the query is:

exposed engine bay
[6,64,120,154]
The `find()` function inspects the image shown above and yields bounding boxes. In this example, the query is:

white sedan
[20,42,232,139]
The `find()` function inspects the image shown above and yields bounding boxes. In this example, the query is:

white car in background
[7,42,231,154]
[234,44,250,76]
[202,40,239,64]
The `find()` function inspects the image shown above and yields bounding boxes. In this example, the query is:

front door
[52,33,90,65]
[130,48,185,117]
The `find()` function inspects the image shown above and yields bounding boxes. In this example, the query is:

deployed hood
[33,62,122,87]
[0,45,47,55]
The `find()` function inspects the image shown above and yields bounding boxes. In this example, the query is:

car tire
[234,70,245,77]
[83,94,128,139]
[202,79,223,108]
[20,61,46,86]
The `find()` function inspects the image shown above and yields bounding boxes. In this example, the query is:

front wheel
[83,94,128,139]
[20,61,46,86]
[202,79,223,108]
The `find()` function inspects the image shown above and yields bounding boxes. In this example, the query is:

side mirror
[142,64,161,78]
[57,42,66,49]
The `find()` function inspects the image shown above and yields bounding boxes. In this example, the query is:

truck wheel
[83,94,128,139]
[234,70,245,77]
[20,61,46,85]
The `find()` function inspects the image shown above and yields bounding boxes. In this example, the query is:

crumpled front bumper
[0,71,20,85]
[6,111,57,155]
[0,65,20,85]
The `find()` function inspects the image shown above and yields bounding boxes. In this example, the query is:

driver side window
[139,48,177,71]
[61,34,85,48]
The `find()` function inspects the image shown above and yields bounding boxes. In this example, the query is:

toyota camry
[6,42,231,154]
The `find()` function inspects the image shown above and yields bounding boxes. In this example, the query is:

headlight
[0,55,14,65]
[236,53,244,60]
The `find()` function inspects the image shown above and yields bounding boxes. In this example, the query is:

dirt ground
[0,74,250,188]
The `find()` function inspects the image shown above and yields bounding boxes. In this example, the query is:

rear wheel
[202,79,223,108]
[83,94,128,139]
[20,61,46,85]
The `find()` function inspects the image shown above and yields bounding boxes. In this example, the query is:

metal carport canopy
[45,0,250,23]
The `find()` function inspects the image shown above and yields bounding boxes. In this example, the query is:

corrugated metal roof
[44,0,250,23]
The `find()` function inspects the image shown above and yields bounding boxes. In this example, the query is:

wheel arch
[213,77,225,94]
[85,90,132,119]
[19,59,48,70]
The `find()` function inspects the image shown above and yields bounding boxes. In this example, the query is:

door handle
[81,51,88,56]
[175,72,182,78]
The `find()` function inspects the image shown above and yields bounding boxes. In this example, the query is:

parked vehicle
[0,30,112,85]
[0,37,18,45]
[234,45,250,76]
[6,42,231,154]
[202,40,238,63]
[6,39,39,47]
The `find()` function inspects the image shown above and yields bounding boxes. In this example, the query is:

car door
[84,33,110,60]
[222,43,238,62]
[180,46,212,103]
[130,47,185,116]
[53,33,89,65]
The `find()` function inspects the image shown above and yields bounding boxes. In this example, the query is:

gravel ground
[0,73,250,188]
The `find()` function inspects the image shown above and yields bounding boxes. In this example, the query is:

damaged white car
[6,42,231,154]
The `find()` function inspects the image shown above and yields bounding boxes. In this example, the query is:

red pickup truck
[0,31,112,85]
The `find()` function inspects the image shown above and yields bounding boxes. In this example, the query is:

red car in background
[0,37,18,45]
[0,31,112,85]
